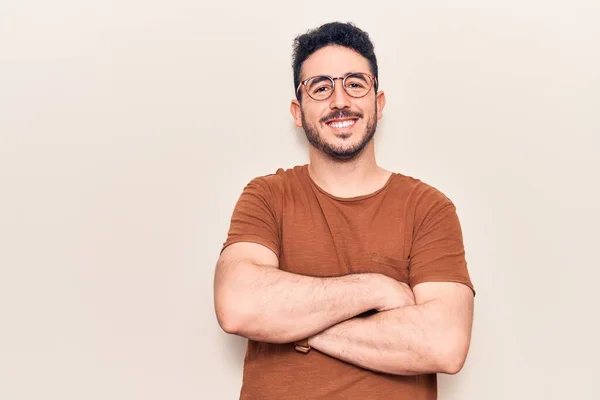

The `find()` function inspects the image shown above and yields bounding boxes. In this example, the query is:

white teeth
[328,120,356,128]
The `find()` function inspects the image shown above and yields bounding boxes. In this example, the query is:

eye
[346,81,366,89]
[310,84,332,95]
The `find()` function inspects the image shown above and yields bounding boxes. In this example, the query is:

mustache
[320,110,363,123]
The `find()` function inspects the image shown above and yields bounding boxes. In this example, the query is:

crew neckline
[301,164,395,202]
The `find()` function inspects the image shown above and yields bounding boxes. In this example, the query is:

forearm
[309,300,467,375]
[215,261,382,343]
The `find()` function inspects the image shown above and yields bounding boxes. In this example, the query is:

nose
[329,78,351,110]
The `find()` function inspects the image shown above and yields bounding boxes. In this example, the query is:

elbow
[440,354,467,375]
[216,310,243,335]
[215,305,295,343]
[215,294,288,342]
[214,290,295,343]
[214,292,249,335]
[217,309,294,343]
[437,335,470,375]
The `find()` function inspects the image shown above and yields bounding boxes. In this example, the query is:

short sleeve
[408,190,475,295]
[221,178,281,258]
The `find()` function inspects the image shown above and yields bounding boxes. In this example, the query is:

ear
[290,99,303,128]
[375,90,386,120]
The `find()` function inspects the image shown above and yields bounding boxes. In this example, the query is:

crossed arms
[213,241,474,376]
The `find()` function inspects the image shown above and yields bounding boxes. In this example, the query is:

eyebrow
[347,73,368,83]
[306,76,331,86]
[303,71,366,81]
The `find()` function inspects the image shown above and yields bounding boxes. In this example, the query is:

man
[214,21,475,400]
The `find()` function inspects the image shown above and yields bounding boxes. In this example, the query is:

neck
[307,141,391,198]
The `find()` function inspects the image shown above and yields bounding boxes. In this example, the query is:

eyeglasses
[296,72,377,101]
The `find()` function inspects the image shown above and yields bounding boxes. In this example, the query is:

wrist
[361,273,386,310]
[341,272,382,309]
[307,334,318,347]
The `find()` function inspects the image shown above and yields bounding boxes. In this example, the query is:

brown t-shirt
[221,164,474,400]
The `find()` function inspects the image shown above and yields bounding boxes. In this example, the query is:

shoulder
[245,164,308,195]
[389,172,455,213]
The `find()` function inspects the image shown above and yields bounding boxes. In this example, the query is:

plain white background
[1,1,599,399]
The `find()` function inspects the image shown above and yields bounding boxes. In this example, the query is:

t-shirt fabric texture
[221,164,474,400]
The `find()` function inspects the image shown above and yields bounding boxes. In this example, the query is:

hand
[374,274,416,311]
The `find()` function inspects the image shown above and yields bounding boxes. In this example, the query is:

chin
[329,140,366,154]
[332,129,365,142]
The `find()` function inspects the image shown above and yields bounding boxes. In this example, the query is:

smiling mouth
[326,119,357,129]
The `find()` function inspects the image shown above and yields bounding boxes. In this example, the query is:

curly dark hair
[292,22,379,100]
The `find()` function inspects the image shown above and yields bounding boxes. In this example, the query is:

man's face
[291,45,386,160]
